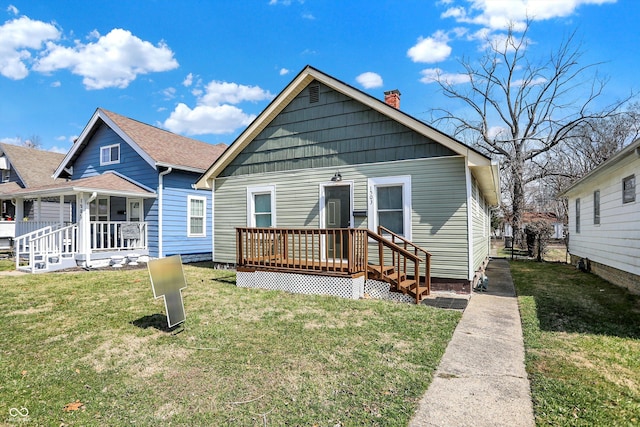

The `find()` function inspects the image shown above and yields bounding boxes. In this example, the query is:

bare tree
[429,21,630,247]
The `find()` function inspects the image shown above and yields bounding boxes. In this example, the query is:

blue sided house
[11,108,226,272]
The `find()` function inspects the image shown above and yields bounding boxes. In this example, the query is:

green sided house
[195,66,500,302]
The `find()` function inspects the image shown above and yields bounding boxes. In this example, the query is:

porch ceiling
[8,172,157,199]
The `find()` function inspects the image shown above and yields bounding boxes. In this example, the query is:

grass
[493,240,569,263]
[511,261,640,426]
[1,263,460,426]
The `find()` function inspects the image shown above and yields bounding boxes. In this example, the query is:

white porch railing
[15,221,147,272]
[15,224,78,273]
[15,221,65,237]
[90,221,147,251]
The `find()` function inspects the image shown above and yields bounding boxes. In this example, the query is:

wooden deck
[236,226,431,303]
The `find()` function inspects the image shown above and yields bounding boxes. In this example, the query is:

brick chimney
[384,89,401,109]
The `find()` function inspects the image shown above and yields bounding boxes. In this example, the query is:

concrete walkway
[409,258,535,426]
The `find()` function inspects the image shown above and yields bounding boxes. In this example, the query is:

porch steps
[368,264,428,303]
[18,253,77,273]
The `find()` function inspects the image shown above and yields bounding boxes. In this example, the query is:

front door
[127,199,142,222]
[324,185,351,259]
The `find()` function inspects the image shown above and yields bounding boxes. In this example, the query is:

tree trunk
[511,159,525,248]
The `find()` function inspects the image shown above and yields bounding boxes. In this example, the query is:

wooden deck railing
[378,226,432,295]
[236,227,368,275]
[237,227,432,303]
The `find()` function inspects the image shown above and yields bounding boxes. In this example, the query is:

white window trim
[367,176,412,240]
[246,185,276,227]
[100,143,120,166]
[187,195,207,237]
[90,197,110,222]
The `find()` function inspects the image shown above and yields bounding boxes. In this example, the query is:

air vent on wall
[309,83,319,103]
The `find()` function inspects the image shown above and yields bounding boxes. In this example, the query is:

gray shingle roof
[100,109,227,171]
[11,171,155,198]
[0,143,65,188]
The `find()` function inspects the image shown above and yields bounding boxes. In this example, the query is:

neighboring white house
[560,138,640,294]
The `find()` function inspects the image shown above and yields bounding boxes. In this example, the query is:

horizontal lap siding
[162,171,212,259]
[214,156,469,280]
[568,158,640,275]
[72,124,158,189]
[471,179,489,272]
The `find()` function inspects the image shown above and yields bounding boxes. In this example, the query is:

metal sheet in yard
[148,255,187,328]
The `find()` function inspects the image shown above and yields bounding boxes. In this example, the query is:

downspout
[158,167,172,258]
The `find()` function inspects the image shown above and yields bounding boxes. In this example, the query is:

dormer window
[1,169,9,183]
[100,144,120,166]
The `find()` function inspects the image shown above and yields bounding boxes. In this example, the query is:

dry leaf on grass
[63,400,84,412]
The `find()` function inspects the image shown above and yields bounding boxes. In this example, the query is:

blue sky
[0,0,636,153]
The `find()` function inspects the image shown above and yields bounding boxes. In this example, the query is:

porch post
[59,195,64,225]
[77,192,93,266]
[36,197,41,222]
[14,197,24,221]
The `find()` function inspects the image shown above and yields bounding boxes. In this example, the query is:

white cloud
[199,81,273,106]
[356,71,383,89]
[441,0,616,30]
[511,76,548,87]
[0,16,60,79]
[49,145,69,154]
[0,137,21,145]
[163,103,256,135]
[55,135,67,141]
[182,73,194,87]
[407,30,452,63]
[302,13,315,20]
[163,80,274,135]
[50,80,61,87]
[279,68,290,76]
[162,86,176,100]
[33,28,179,89]
[7,5,19,15]
[419,68,470,85]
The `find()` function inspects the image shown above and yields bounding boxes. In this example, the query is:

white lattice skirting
[236,272,414,303]
[237,271,365,300]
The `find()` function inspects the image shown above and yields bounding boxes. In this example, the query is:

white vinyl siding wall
[471,178,490,274]
[214,156,471,280]
[567,157,640,276]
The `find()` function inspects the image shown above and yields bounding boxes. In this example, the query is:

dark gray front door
[324,185,351,259]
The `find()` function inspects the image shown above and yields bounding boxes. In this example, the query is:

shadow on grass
[511,261,640,339]
[131,313,181,333]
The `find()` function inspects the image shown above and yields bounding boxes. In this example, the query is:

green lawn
[511,261,640,426]
[1,263,460,426]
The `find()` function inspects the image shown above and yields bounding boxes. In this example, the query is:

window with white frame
[368,176,411,239]
[1,169,9,183]
[247,185,275,227]
[100,144,120,166]
[188,196,206,237]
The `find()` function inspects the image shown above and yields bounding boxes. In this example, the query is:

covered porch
[10,172,156,272]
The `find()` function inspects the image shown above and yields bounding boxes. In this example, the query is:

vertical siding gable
[72,123,158,189]
[220,82,457,177]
